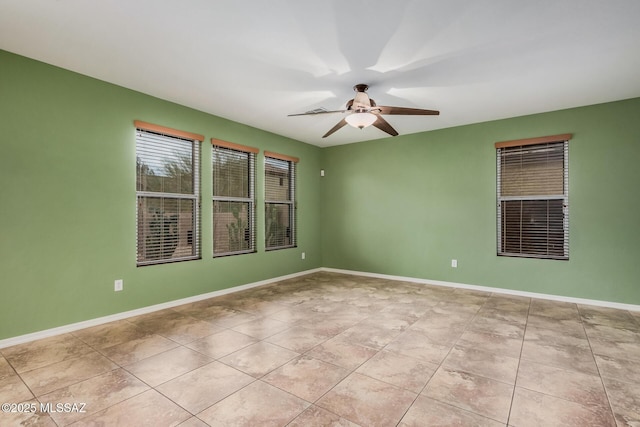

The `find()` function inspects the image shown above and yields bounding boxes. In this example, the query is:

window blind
[265,154,297,250]
[497,138,569,259]
[212,141,256,256]
[136,127,200,265]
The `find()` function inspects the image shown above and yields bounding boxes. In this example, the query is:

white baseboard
[2,266,638,349]
[0,268,322,349]
[321,267,640,312]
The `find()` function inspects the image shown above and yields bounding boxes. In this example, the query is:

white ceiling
[1,0,639,147]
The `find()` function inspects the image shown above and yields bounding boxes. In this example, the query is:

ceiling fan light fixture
[345,111,377,129]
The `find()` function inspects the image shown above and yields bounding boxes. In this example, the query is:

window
[496,134,571,259]
[212,139,257,256]
[135,121,202,265]
[264,151,298,250]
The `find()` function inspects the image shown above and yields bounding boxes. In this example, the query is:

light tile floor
[1,272,639,426]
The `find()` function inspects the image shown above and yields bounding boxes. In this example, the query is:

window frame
[134,120,202,266]
[496,133,571,260]
[264,151,298,251]
[211,139,258,257]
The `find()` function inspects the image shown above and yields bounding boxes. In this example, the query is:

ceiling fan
[288,84,439,138]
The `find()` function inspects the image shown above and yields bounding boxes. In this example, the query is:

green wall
[321,97,640,305]
[0,50,322,340]
[2,48,639,341]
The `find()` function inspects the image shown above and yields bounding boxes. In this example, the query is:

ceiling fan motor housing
[351,84,372,110]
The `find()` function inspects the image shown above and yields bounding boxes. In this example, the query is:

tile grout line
[405,292,514,425]
[576,305,620,425]
[504,294,532,427]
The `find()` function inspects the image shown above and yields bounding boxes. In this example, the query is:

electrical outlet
[114,279,123,292]
[451,259,458,268]
[301,252,306,260]
[320,169,325,177]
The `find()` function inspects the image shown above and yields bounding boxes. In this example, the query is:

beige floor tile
[177,304,240,322]
[316,372,416,426]
[379,303,432,321]
[127,308,184,328]
[407,316,468,346]
[219,341,299,378]
[356,350,437,393]
[414,285,455,301]
[337,323,403,350]
[1,334,93,373]
[72,389,191,426]
[525,314,585,336]
[156,361,254,414]
[468,315,525,338]
[263,355,348,402]
[72,320,150,349]
[509,387,616,427]
[124,347,212,387]
[481,295,530,313]
[578,305,640,330]
[524,324,589,347]
[588,336,640,361]
[443,345,519,384]
[38,368,149,425]
[360,311,417,331]
[288,405,361,427]
[268,306,324,323]
[422,367,513,424]
[399,395,504,427]
[197,380,309,426]
[158,318,224,345]
[167,304,259,329]
[595,354,640,384]
[185,329,257,359]
[0,356,15,379]
[456,330,523,358]
[521,340,598,375]
[295,311,369,336]
[516,359,609,411]
[233,300,289,317]
[584,323,640,344]
[177,416,210,427]
[602,376,640,426]
[345,298,387,313]
[265,325,333,352]
[529,300,580,320]
[419,306,476,323]
[20,351,117,396]
[0,373,33,403]
[452,287,491,301]
[133,312,224,345]
[100,334,179,365]
[438,300,485,316]
[305,336,378,370]
[384,330,451,365]
[230,317,291,340]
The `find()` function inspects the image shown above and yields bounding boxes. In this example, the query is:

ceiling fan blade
[372,115,399,137]
[377,106,440,116]
[322,118,348,138]
[288,109,346,117]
